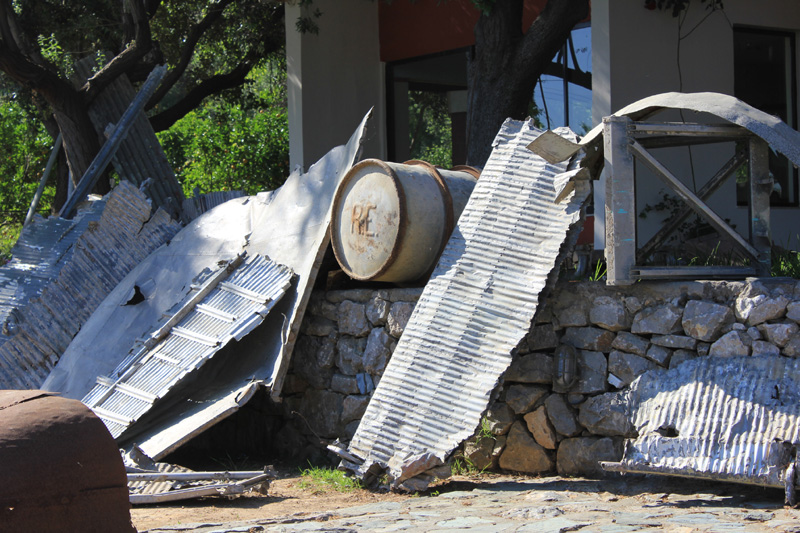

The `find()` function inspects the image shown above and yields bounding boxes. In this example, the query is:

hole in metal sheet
[656,425,679,438]
[123,285,146,306]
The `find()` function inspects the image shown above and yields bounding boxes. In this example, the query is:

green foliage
[588,260,607,282]
[772,239,800,279]
[0,221,22,265]
[298,464,362,493]
[0,99,56,219]
[409,91,452,168]
[157,58,289,196]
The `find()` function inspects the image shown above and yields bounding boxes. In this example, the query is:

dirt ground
[130,467,412,532]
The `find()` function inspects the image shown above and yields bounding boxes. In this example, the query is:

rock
[386,288,423,302]
[356,372,375,394]
[366,295,390,326]
[485,402,515,436]
[623,297,642,314]
[783,333,800,357]
[498,421,554,474]
[787,302,800,323]
[336,335,367,375]
[504,353,553,384]
[644,344,672,367]
[578,392,635,437]
[751,340,780,356]
[610,331,650,357]
[758,322,799,348]
[589,296,631,332]
[306,294,339,321]
[298,390,344,438]
[463,436,496,471]
[746,326,762,341]
[341,394,370,424]
[736,292,788,326]
[561,327,616,352]
[526,324,560,351]
[326,289,374,303]
[566,393,585,405]
[545,394,582,437]
[554,303,589,328]
[608,350,658,387]
[491,435,507,463]
[301,315,337,337]
[293,335,334,389]
[338,300,371,337]
[363,327,393,374]
[344,420,360,440]
[330,373,360,394]
[651,334,696,350]
[556,437,622,477]
[697,342,710,356]
[387,301,415,338]
[632,304,683,335]
[281,374,308,395]
[681,300,734,341]
[669,349,696,369]
[524,406,558,449]
[608,373,625,388]
[504,384,548,414]
[555,350,607,394]
[709,330,751,357]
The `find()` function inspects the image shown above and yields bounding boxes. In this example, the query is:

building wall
[285,0,387,170]
[592,0,800,249]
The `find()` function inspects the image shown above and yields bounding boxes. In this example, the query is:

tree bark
[466,0,590,167]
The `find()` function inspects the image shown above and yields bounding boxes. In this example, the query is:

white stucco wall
[285,0,386,170]
[592,0,800,250]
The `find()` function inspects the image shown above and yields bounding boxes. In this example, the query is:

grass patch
[298,464,362,494]
[0,221,21,265]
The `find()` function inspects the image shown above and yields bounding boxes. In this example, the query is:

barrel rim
[330,159,408,281]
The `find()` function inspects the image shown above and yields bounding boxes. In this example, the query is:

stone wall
[282,277,800,476]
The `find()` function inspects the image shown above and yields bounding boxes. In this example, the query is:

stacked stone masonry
[285,278,800,477]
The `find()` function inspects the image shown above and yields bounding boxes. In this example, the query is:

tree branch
[146,0,235,110]
[80,0,153,101]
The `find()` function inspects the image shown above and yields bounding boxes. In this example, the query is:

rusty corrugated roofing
[344,121,590,488]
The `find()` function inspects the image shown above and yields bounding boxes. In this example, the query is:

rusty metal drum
[331,159,478,282]
[0,391,135,533]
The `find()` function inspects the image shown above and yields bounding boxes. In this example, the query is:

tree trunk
[465,0,590,167]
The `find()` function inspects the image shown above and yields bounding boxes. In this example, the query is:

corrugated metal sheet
[0,182,181,390]
[607,355,800,489]
[580,92,800,168]
[344,120,591,488]
[182,190,247,221]
[74,58,185,219]
[83,254,293,439]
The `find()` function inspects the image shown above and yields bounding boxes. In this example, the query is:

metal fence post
[603,115,636,285]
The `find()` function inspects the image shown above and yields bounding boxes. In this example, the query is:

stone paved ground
[142,475,800,533]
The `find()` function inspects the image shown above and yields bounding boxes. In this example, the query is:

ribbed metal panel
[346,121,590,486]
[0,181,181,390]
[182,191,247,222]
[83,254,293,439]
[617,355,800,488]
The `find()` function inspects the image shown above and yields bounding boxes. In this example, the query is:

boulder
[293,334,335,389]
[578,392,635,437]
[544,394,582,437]
[557,437,622,477]
[651,334,697,350]
[498,421,554,474]
[336,335,368,375]
[524,406,558,449]
[561,327,616,352]
[298,390,344,438]
[505,384,548,414]
[736,292,788,326]
[387,301,415,338]
[758,322,799,348]
[366,295,390,326]
[330,373,360,394]
[608,350,658,387]
[644,344,672,367]
[751,340,780,356]
[610,331,650,357]
[632,304,683,335]
[681,300,733,341]
[363,327,393,374]
[485,402,515,436]
[709,330,751,357]
[338,300,371,337]
[555,350,607,394]
[341,394,370,424]
[526,324,560,351]
[504,353,553,384]
[589,296,631,332]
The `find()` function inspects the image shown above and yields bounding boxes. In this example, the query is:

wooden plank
[603,116,636,285]
[748,138,772,276]
[638,151,747,262]
[629,139,761,261]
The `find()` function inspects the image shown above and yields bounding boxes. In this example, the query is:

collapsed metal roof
[83,253,293,439]
[44,110,371,460]
[0,182,181,390]
[603,355,800,492]
[343,121,590,489]
[576,92,800,169]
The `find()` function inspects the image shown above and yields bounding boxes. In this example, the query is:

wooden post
[604,115,636,285]
[749,138,772,276]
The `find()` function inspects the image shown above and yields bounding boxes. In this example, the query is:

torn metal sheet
[44,110,371,460]
[580,92,800,168]
[603,355,800,490]
[343,121,590,489]
[182,190,247,221]
[129,473,271,504]
[0,182,181,390]
[83,253,293,439]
